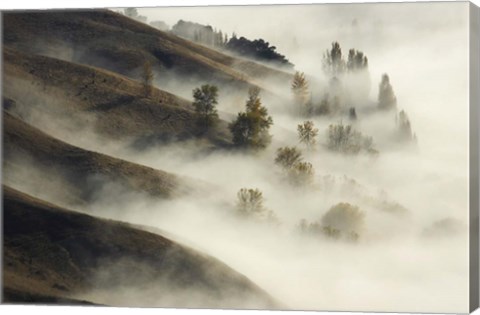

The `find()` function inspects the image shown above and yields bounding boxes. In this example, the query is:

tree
[150,20,169,31]
[124,8,138,18]
[141,60,154,98]
[274,146,303,170]
[192,84,219,132]
[235,188,276,221]
[317,94,331,115]
[236,188,265,215]
[291,72,309,113]
[321,203,365,240]
[349,107,357,120]
[288,161,315,186]
[322,42,345,77]
[124,8,147,22]
[297,121,319,149]
[396,110,416,142]
[327,122,376,155]
[229,87,273,149]
[347,49,368,72]
[378,74,397,110]
[275,147,314,186]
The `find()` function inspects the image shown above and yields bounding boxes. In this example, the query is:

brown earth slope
[3,185,279,308]
[2,110,196,204]
[3,9,292,89]
[3,47,232,148]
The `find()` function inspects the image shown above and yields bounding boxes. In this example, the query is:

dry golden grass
[3,186,278,308]
[3,111,193,201]
[3,47,232,146]
[3,10,291,89]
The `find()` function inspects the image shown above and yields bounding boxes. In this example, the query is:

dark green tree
[230,87,273,149]
[192,84,219,132]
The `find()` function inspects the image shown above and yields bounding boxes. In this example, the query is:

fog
[4,2,471,313]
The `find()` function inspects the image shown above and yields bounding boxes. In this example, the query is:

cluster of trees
[150,20,169,31]
[290,41,370,119]
[274,147,314,187]
[235,188,277,222]
[172,20,227,48]
[191,85,273,149]
[322,42,369,77]
[290,71,351,118]
[170,20,294,69]
[225,36,294,70]
[299,202,365,241]
[327,122,377,155]
[378,75,417,143]
[122,8,147,23]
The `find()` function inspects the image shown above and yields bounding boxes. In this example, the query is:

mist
[3,2,471,313]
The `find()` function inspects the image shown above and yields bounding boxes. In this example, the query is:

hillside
[3,47,232,148]
[2,111,197,204]
[3,185,279,308]
[3,9,292,90]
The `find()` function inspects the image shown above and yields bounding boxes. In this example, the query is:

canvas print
[2,1,479,313]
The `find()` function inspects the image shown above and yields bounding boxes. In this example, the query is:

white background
[0,0,479,315]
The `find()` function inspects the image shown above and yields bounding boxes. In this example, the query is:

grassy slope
[3,185,278,308]
[3,47,232,147]
[3,9,292,88]
[2,110,195,203]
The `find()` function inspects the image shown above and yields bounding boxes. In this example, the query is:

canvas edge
[0,10,4,306]
[470,1,480,314]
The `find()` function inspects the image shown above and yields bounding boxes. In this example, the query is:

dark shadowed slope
[3,186,279,308]
[2,110,197,204]
[3,47,232,148]
[3,9,292,90]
